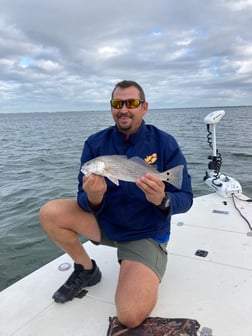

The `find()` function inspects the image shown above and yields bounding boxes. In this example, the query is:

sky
[0,0,252,113]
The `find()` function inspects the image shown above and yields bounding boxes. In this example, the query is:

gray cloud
[0,0,252,112]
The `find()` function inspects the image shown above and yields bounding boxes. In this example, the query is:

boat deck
[0,193,251,335]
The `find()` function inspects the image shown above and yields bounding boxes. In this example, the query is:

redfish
[81,155,183,189]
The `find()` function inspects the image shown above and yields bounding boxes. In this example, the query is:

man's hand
[83,174,107,207]
[136,173,165,206]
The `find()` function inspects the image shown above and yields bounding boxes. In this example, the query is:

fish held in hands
[81,155,184,189]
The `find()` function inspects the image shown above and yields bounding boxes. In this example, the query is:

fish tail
[159,165,184,189]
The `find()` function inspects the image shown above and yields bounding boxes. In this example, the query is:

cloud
[0,0,252,112]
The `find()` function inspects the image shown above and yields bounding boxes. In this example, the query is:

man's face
[111,86,148,134]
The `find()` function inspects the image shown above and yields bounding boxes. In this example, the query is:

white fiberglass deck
[0,193,251,336]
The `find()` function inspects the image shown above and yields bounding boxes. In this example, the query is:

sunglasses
[110,99,145,109]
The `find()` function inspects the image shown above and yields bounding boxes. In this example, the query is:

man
[39,80,193,328]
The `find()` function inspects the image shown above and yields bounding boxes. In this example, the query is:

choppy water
[0,106,252,290]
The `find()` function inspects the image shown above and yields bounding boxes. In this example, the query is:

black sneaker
[53,260,102,303]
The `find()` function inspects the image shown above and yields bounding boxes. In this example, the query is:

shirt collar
[115,121,145,145]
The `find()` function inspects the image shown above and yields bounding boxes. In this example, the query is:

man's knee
[39,200,53,219]
[117,311,146,329]
[39,200,61,228]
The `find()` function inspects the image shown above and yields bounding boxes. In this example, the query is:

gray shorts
[91,231,168,281]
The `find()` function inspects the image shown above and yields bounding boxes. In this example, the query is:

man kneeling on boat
[39,80,193,328]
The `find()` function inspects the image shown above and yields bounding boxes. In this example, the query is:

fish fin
[129,157,158,172]
[106,175,120,186]
[99,155,128,161]
[160,165,184,189]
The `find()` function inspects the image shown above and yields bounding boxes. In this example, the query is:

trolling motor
[203,110,242,197]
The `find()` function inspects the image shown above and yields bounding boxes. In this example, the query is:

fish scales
[81,155,183,189]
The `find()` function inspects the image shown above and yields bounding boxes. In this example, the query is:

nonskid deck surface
[0,193,251,336]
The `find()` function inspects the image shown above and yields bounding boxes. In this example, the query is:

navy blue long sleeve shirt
[77,121,193,242]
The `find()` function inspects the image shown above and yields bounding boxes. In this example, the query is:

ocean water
[0,106,252,290]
